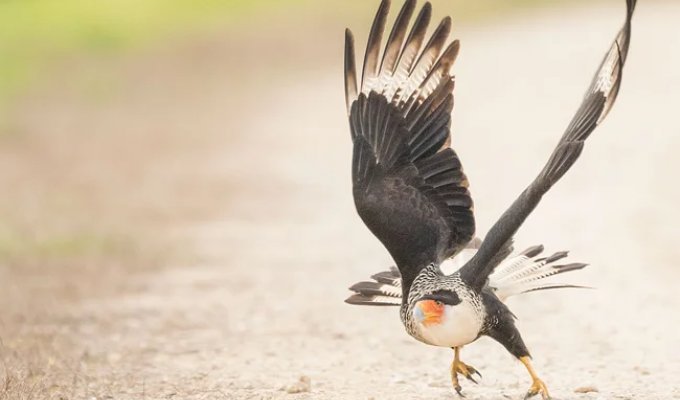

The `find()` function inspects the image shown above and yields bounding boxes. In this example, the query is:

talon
[464,373,477,384]
[457,362,480,384]
[450,347,481,396]
[519,357,551,400]
[523,386,539,400]
[524,379,550,399]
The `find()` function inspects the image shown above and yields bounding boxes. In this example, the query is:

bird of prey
[342,0,635,398]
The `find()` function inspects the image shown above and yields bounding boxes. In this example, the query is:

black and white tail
[486,245,588,301]
[345,243,588,306]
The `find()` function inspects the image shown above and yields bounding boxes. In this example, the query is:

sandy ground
[1,1,680,399]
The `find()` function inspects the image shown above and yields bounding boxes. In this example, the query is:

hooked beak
[414,299,444,327]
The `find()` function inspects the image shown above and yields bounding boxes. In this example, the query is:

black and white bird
[342,0,635,398]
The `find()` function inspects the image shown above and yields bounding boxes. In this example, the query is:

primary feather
[345,0,474,297]
[458,0,636,291]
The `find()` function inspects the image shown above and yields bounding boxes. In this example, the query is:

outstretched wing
[458,0,636,291]
[345,0,475,296]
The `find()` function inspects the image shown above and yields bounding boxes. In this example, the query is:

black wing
[345,0,475,296]
[458,0,636,291]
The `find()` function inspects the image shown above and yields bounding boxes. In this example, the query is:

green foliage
[0,224,138,265]
[0,0,297,103]
[0,0,583,105]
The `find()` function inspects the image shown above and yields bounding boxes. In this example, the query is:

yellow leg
[519,356,550,400]
[450,347,481,397]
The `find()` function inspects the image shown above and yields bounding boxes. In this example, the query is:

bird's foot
[519,356,550,400]
[523,377,550,400]
[450,358,481,397]
[454,360,482,382]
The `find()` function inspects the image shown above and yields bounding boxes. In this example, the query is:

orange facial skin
[416,299,445,327]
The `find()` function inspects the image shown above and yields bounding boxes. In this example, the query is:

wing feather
[361,0,391,91]
[345,0,474,296]
[344,29,358,112]
[394,3,431,78]
[459,0,636,290]
[379,0,416,75]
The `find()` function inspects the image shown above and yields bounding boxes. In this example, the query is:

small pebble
[574,386,599,393]
[286,376,311,394]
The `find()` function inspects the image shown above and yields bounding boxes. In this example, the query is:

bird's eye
[434,300,443,306]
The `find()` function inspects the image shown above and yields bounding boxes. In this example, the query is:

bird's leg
[520,356,550,400]
[450,347,481,396]
[483,297,550,399]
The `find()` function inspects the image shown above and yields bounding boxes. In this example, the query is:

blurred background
[0,0,678,399]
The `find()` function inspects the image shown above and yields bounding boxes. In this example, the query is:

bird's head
[413,290,461,327]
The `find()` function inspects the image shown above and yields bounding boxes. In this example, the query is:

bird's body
[341,0,635,398]
[403,266,485,347]
[367,242,582,351]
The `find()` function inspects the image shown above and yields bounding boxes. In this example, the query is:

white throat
[415,302,483,347]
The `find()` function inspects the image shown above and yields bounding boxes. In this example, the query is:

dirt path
[2,2,679,399]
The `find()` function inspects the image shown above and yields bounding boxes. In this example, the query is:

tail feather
[520,283,592,295]
[346,268,402,306]
[349,281,401,298]
[488,253,536,282]
[489,247,589,301]
[345,293,401,306]
[521,245,544,258]
[345,244,589,306]
[515,262,588,285]
[493,250,569,286]
[370,266,402,286]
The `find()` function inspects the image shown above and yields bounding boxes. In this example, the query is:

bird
[342,0,635,398]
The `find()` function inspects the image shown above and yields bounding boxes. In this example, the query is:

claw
[450,348,481,396]
[519,357,550,400]
[467,365,482,379]
[524,378,550,400]
[464,374,477,384]
[457,362,480,384]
